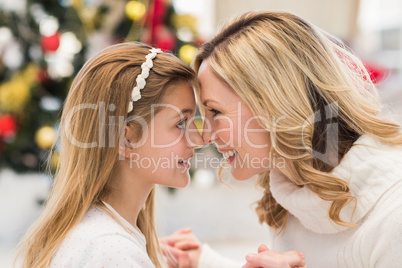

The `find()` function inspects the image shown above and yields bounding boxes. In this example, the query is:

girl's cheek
[176,134,188,148]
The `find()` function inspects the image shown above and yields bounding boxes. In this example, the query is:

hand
[159,228,202,268]
[160,240,190,268]
[242,244,306,268]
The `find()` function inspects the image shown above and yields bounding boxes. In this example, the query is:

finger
[242,263,251,268]
[160,228,194,246]
[178,253,191,268]
[246,253,290,268]
[174,240,200,250]
[242,262,257,268]
[162,235,187,246]
[159,236,176,247]
[174,228,193,235]
[282,251,305,260]
[162,245,193,268]
[160,244,184,259]
[281,252,306,267]
[159,237,169,245]
[160,246,179,267]
[163,233,199,247]
[258,244,270,253]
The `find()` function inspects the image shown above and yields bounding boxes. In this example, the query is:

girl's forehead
[155,84,196,118]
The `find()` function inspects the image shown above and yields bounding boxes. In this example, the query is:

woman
[14,42,203,268]
[164,11,402,268]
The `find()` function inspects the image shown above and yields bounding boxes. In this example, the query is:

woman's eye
[176,118,188,129]
[209,109,221,117]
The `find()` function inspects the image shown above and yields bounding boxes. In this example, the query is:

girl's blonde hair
[15,42,196,267]
[194,11,402,231]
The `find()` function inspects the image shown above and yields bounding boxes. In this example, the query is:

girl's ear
[118,125,135,159]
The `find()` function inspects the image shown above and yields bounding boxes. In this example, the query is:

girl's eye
[209,108,221,117]
[176,118,188,129]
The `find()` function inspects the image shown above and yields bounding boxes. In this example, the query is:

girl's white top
[50,202,155,268]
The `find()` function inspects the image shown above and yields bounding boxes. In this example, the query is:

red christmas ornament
[144,0,169,45]
[37,68,50,84]
[153,0,167,26]
[0,114,17,138]
[364,62,388,84]
[154,26,177,51]
[41,33,60,52]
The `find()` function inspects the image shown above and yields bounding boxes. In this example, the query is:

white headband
[127,48,163,113]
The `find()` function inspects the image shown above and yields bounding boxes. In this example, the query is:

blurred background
[1,0,402,266]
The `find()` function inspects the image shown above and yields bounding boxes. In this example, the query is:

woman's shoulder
[358,180,402,265]
[361,178,402,233]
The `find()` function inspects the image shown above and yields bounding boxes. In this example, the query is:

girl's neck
[103,161,153,230]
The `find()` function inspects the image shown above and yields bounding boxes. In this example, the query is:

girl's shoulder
[81,232,155,267]
[50,205,155,267]
[66,205,124,239]
[73,205,145,246]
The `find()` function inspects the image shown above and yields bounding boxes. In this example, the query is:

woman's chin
[230,168,254,181]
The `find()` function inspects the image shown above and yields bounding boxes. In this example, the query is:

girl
[14,42,203,267]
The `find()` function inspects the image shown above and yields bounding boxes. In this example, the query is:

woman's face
[198,59,272,180]
[127,82,203,188]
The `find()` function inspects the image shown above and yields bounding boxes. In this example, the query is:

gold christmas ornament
[171,14,198,34]
[35,126,56,149]
[0,78,30,113]
[125,1,147,21]
[178,44,198,65]
[0,64,38,113]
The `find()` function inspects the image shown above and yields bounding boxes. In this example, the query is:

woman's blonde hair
[194,11,402,231]
[15,42,196,267]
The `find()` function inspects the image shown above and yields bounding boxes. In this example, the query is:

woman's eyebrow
[202,99,217,107]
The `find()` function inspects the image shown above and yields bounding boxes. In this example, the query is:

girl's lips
[178,160,191,169]
[178,156,193,169]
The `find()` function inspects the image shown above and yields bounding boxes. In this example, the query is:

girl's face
[128,82,203,188]
[198,59,272,181]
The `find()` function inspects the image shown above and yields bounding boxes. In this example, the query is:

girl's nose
[202,118,213,144]
[187,119,204,149]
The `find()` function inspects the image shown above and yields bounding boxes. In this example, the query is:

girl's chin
[171,174,191,188]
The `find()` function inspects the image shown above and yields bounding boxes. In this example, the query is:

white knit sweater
[199,135,402,268]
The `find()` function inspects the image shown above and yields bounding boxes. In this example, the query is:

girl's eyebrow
[171,108,194,120]
[180,108,193,114]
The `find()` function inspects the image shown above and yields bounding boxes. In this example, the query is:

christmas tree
[0,0,201,173]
